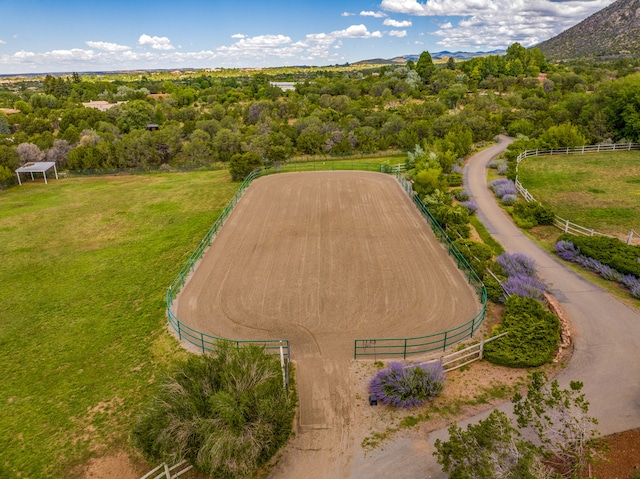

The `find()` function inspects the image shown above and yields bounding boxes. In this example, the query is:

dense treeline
[1,43,640,186]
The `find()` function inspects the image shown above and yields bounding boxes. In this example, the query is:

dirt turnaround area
[175,171,481,478]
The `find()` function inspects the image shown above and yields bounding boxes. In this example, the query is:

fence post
[442,331,448,352]
[201,333,206,353]
[479,338,485,360]
[628,230,634,245]
[177,321,182,340]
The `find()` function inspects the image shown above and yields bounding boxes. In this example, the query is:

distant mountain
[353,50,507,66]
[536,0,640,60]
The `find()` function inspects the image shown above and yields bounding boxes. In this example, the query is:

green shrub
[454,239,493,278]
[483,273,506,303]
[132,343,296,478]
[511,201,555,227]
[446,172,463,187]
[484,296,560,368]
[558,233,640,278]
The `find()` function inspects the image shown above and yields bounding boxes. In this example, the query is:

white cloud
[138,34,174,50]
[231,33,245,39]
[360,10,387,17]
[0,40,6,45]
[85,41,130,52]
[333,24,379,39]
[389,30,408,37]
[380,0,616,49]
[383,18,412,27]
[342,11,355,16]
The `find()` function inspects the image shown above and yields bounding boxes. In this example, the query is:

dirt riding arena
[174,171,480,478]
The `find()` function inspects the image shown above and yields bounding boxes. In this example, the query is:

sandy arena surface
[174,171,481,478]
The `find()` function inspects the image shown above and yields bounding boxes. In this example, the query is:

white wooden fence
[514,142,640,245]
[408,332,509,372]
[140,460,193,479]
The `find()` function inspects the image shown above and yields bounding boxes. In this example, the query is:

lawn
[0,170,238,478]
[517,151,640,237]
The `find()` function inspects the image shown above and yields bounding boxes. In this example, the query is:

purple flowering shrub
[501,194,517,206]
[496,253,537,277]
[556,239,640,299]
[369,362,445,408]
[454,189,470,201]
[555,240,579,261]
[489,178,517,199]
[461,201,478,215]
[502,274,547,301]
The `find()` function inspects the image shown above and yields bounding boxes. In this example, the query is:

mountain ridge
[536,0,640,60]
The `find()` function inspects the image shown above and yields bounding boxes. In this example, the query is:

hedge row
[557,233,640,278]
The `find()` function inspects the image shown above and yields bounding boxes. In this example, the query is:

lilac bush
[461,201,478,215]
[555,240,640,298]
[497,163,509,175]
[502,274,547,301]
[455,189,470,201]
[489,178,517,199]
[496,253,537,278]
[500,194,517,206]
[555,240,580,261]
[369,362,446,408]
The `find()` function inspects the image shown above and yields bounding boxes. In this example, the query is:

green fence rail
[353,172,487,359]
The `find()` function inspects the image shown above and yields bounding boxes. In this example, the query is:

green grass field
[0,170,239,478]
[0,159,405,478]
[517,151,640,237]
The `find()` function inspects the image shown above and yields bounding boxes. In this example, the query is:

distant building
[270,81,297,92]
[82,100,126,111]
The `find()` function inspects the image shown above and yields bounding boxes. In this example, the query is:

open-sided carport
[15,161,59,185]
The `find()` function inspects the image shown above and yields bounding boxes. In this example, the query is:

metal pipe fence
[353,173,487,359]
[165,161,485,363]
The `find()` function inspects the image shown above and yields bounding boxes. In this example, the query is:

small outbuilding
[15,162,59,185]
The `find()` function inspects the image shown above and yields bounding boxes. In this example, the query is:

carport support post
[16,171,21,185]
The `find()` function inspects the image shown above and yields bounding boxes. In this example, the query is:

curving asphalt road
[362,136,640,479]
[422,135,640,477]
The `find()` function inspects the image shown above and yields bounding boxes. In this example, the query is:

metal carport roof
[15,162,59,185]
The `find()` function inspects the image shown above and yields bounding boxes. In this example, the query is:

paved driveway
[387,136,640,478]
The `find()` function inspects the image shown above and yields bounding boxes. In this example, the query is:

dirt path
[174,171,481,478]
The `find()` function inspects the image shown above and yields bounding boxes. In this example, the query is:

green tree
[434,410,543,479]
[513,372,600,478]
[132,344,295,478]
[540,122,587,149]
[416,51,436,83]
[0,113,10,135]
[229,151,262,181]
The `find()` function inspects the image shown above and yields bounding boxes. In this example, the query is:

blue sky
[0,0,616,74]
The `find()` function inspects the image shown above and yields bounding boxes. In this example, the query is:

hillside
[537,0,640,60]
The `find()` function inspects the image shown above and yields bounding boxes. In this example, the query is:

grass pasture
[0,157,406,478]
[0,170,238,478]
[517,151,640,237]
